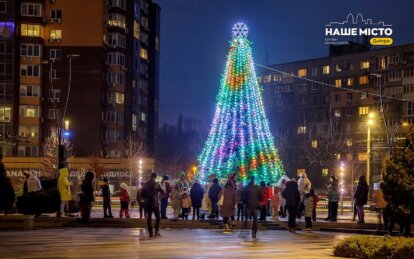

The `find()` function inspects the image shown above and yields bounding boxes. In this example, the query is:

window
[108,13,126,29]
[107,92,124,104]
[18,146,39,157]
[107,72,125,85]
[298,84,307,92]
[105,111,123,124]
[21,3,41,17]
[140,112,146,122]
[141,31,149,45]
[20,85,40,97]
[347,153,353,161]
[347,93,353,100]
[334,94,341,102]
[296,169,306,177]
[109,0,126,10]
[359,106,369,115]
[297,126,306,134]
[360,60,369,69]
[48,109,60,119]
[299,96,307,105]
[324,95,330,104]
[20,65,40,77]
[0,2,5,13]
[155,36,159,51]
[50,29,62,40]
[322,169,329,177]
[298,68,307,77]
[360,92,367,100]
[106,149,121,158]
[335,79,342,87]
[335,64,342,72]
[0,105,11,122]
[19,105,39,117]
[323,65,330,74]
[358,152,367,161]
[50,49,61,60]
[311,67,318,76]
[141,16,149,29]
[311,140,317,148]
[19,125,39,138]
[132,114,137,131]
[107,33,126,48]
[21,44,41,57]
[358,75,368,85]
[377,56,387,69]
[105,130,121,142]
[107,52,125,67]
[347,139,352,147]
[51,69,59,79]
[21,24,41,37]
[140,48,148,60]
[334,109,341,117]
[346,78,353,86]
[133,20,140,39]
[311,82,319,91]
[49,89,61,102]
[50,9,62,19]
[346,107,353,116]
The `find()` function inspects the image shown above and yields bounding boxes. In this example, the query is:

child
[310,189,319,221]
[303,192,314,232]
[272,186,280,220]
[180,187,192,220]
[119,183,130,218]
[171,185,181,220]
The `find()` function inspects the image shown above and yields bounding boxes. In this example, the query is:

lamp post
[339,162,345,215]
[366,113,374,186]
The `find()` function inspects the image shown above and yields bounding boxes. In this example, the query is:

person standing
[266,183,273,217]
[271,186,280,220]
[208,178,221,219]
[142,173,164,238]
[298,173,311,202]
[180,187,191,220]
[278,178,287,218]
[354,175,369,224]
[80,171,95,224]
[23,172,30,195]
[119,183,131,218]
[190,179,204,220]
[243,177,262,239]
[160,175,171,219]
[236,183,245,221]
[58,167,72,217]
[282,178,300,233]
[372,182,388,231]
[100,177,113,218]
[303,192,314,232]
[0,155,15,215]
[27,172,42,193]
[259,181,268,221]
[325,175,339,222]
[136,182,146,219]
[220,180,236,231]
[310,189,319,222]
[170,184,181,220]
[176,171,189,193]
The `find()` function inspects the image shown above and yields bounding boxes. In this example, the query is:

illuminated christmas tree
[198,22,285,184]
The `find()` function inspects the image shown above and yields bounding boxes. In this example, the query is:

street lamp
[366,112,374,186]
[339,162,345,215]
[389,122,409,157]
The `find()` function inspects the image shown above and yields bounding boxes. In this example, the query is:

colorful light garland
[198,23,285,184]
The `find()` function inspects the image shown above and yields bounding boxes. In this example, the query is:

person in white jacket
[27,173,42,193]
[298,173,311,202]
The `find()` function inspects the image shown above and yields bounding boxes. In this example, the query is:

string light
[198,23,285,184]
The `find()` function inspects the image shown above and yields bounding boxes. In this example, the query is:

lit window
[311,140,317,148]
[359,75,369,85]
[334,109,341,117]
[359,106,369,115]
[298,68,307,77]
[297,126,306,134]
[19,125,39,138]
[346,78,353,86]
[0,105,12,122]
[323,65,330,75]
[360,61,369,69]
[360,92,367,100]
[140,112,146,122]
[296,168,306,177]
[19,105,39,117]
[347,153,353,161]
[21,24,41,37]
[140,48,148,60]
[322,168,329,176]
[133,20,139,39]
[336,154,341,160]
[347,139,352,147]
[336,64,342,72]
[50,29,62,40]
[378,57,386,69]
[358,152,367,161]
[115,92,124,104]
[108,13,126,29]
[335,79,342,87]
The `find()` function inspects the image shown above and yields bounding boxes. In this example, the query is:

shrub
[334,235,414,258]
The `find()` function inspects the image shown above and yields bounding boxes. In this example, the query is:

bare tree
[119,134,146,189]
[41,127,74,177]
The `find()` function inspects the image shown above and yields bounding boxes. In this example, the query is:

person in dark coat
[354,175,369,224]
[243,177,262,239]
[100,177,113,218]
[81,171,95,224]
[325,175,339,222]
[220,180,236,231]
[0,156,15,215]
[259,181,268,220]
[160,175,172,219]
[190,179,204,220]
[208,178,221,219]
[141,172,164,238]
[282,178,300,233]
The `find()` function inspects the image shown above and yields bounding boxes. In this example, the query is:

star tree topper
[232,22,248,38]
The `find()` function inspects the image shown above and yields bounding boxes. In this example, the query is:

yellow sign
[370,38,393,46]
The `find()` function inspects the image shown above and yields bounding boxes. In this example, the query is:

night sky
[155,0,414,127]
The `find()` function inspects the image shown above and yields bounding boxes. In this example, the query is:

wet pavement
[0,228,351,258]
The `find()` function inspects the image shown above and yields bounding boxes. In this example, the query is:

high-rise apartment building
[0,0,160,158]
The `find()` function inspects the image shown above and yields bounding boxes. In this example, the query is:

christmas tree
[198,23,285,184]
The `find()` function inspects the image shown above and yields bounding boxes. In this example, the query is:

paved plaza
[0,228,351,258]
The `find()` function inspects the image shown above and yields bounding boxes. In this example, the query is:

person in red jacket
[259,181,269,220]
[266,183,273,216]
[119,183,131,218]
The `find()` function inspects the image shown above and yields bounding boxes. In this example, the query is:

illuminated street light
[339,162,345,215]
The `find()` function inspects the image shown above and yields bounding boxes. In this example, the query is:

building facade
[0,0,160,158]
[259,43,414,189]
